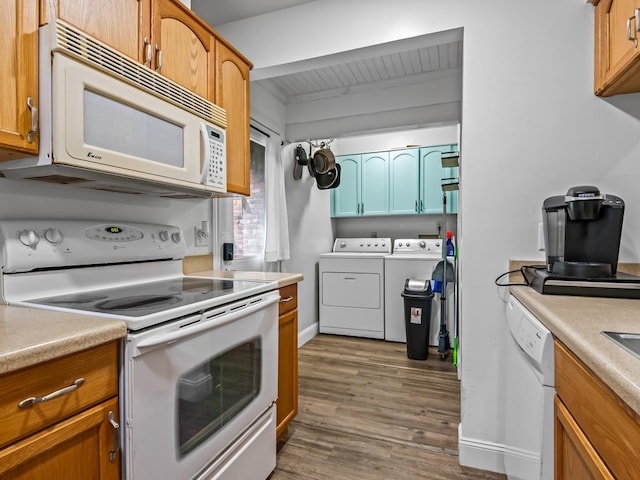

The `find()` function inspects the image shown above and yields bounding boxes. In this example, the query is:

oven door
[123,291,279,480]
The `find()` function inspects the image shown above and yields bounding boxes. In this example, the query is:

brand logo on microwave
[87,152,102,160]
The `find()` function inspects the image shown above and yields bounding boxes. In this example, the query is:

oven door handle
[135,293,279,349]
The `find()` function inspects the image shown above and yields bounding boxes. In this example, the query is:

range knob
[18,229,39,248]
[171,232,182,243]
[159,230,170,242]
[44,228,63,245]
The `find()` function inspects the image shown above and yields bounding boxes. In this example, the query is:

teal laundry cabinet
[331,152,389,217]
[331,144,458,218]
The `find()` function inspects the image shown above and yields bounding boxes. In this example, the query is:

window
[232,139,266,258]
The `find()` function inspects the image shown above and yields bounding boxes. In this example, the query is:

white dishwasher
[504,295,554,480]
[319,238,391,339]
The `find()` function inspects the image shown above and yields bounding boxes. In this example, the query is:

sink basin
[602,331,640,360]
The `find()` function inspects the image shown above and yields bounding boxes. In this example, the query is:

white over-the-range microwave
[0,20,227,198]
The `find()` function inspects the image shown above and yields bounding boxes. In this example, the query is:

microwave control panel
[202,124,226,191]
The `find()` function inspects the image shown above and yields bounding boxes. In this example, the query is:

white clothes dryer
[319,238,391,339]
[384,238,453,345]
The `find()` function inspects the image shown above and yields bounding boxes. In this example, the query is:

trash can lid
[403,278,432,294]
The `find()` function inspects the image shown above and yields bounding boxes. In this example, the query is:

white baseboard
[298,322,318,347]
[458,423,506,475]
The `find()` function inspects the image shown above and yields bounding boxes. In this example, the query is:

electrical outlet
[194,221,210,247]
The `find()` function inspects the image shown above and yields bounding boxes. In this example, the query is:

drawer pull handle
[280,296,294,303]
[18,378,85,409]
[108,411,120,462]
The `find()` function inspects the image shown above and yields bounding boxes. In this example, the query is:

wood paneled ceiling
[255,40,463,103]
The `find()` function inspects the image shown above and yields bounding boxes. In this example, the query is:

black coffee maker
[523,186,640,298]
[543,185,623,278]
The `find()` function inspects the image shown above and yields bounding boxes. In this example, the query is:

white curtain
[264,136,290,263]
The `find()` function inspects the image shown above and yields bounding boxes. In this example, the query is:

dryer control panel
[332,237,391,253]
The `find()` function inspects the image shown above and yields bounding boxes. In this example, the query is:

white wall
[217,0,640,474]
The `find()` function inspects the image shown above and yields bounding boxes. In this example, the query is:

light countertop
[0,305,127,375]
[190,270,303,288]
[510,285,640,416]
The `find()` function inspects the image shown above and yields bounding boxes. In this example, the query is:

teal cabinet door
[361,151,389,216]
[389,149,420,215]
[419,145,458,214]
[331,155,361,217]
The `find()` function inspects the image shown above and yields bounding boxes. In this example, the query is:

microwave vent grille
[52,20,226,129]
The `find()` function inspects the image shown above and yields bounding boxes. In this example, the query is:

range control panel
[0,220,185,273]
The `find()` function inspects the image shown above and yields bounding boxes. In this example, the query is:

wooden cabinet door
[361,152,389,216]
[331,155,361,217]
[276,308,298,441]
[555,397,614,480]
[594,0,640,95]
[0,397,120,480]
[0,0,39,160]
[44,0,150,64]
[389,149,420,215]
[216,41,251,195]
[151,0,214,100]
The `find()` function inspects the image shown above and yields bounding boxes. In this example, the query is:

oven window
[176,338,262,458]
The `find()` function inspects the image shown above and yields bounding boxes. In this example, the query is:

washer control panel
[392,238,442,255]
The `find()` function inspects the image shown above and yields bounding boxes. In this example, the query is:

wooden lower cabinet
[554,339,640,480]
[0,341,120,479]
[0,397,120,479]
[555,397,614,479]
[276,283,299,441]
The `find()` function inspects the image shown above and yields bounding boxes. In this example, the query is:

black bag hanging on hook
[293,144,307,180]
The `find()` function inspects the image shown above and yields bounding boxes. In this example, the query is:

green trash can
[401,279,434,360]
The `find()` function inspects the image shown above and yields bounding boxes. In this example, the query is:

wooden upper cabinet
[594,0,640,95]
[151,0,214,100]
[42,0,150,64]
[0,0,39,161]
[42,0,215,101]
[216,41,252,195]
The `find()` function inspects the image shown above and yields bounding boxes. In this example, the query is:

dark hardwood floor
[270,334,506,480]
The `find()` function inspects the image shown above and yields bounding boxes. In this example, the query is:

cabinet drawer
[555,340,640,480]
[278,284,298,315]
[0,341,118,448]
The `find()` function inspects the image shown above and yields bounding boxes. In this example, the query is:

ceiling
[191,1,462,138]
[191,0,315,27]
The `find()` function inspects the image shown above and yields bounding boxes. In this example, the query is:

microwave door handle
[135,294,279,349]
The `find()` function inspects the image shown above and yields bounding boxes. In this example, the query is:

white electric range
[0,219,279,480]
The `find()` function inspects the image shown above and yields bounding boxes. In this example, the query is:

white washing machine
[319,238,391,339]
[384,238,453,346]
